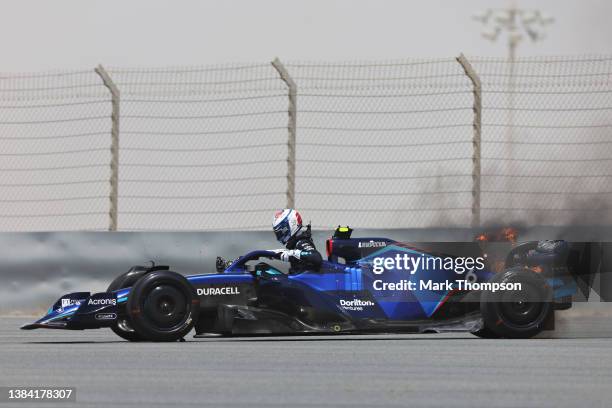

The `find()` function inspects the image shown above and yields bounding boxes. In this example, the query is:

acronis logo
[88,298,117,306]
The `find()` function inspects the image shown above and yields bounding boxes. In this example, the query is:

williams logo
[197,287,240,296]
[88,298,116,306]
[60,299,81,309]
[358,241,387,248]
[339,299,375,311]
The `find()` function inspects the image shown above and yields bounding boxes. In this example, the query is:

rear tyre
[480,268,552,339]
[107,268,150,342]
[126,271,199,342]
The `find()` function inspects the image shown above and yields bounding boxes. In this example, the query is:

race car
[21,227,586,341]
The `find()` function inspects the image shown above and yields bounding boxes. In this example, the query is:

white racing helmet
[273,209,303,244]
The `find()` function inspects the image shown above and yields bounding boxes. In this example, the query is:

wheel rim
[142,283,189,331]
[499,283,545,327]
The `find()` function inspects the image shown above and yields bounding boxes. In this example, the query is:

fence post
[271,58,297,209]
[456,54,482,228]
[94,64,120,231]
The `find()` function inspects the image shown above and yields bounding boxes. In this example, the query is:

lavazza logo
[88,298,117,306]
[197,287,240,296]
[358,241,387,249]
[339,299,375,311]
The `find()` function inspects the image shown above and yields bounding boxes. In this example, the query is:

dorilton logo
[339,299,375,311]
[197,287,240,296]
[358,241,387,248]
[88,298,116,306]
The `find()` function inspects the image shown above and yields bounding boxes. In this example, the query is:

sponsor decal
[358,240,387,249]
[88,298,117,306]
[339,299,375,311]
[197,287,241,296]
[60,299,81,310]
[95,313,117,321]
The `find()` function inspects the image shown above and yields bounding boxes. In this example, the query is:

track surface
[1,314,611,408]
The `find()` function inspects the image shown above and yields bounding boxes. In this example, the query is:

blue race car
[22,227,581,341]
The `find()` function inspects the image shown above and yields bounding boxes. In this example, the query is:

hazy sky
[0,0,611,71]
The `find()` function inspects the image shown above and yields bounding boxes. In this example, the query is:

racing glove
[274,249,303,263]
[215,256,238,272]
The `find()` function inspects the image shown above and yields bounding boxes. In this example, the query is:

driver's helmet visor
[273,220,291,244]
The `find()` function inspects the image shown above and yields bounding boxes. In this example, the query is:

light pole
[473,5,554,62]
[473,5,554,137]
[472,3,554,214]
[473,4,554,127]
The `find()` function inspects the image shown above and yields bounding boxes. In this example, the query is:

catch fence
[0,55,610,231]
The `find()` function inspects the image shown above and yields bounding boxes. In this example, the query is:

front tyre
[126,271,199,342]
[107,270,149,342]
[480,268,552,339]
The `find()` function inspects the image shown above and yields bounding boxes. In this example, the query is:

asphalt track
[1,310,612,408]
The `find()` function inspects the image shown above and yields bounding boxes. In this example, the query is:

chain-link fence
[286,58,476,229]
[470,56,612,227]
[105,63,289,231]
[0,70,112,230]
[0,55,611,231]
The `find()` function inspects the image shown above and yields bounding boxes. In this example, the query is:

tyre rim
[142,283,190,331]
[499,283,545,328]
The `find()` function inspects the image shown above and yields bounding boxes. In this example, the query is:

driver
[272,209,322,273]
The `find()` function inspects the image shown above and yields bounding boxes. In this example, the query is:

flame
[475,233,488,242]
[474,227,519,243]
[500,227,518,243]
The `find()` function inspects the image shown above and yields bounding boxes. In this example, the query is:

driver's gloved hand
[215,256,227,272]
[217,256,239,271]
[277,249,301,262]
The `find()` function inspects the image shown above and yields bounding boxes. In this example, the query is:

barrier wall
[3,226,612,314]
